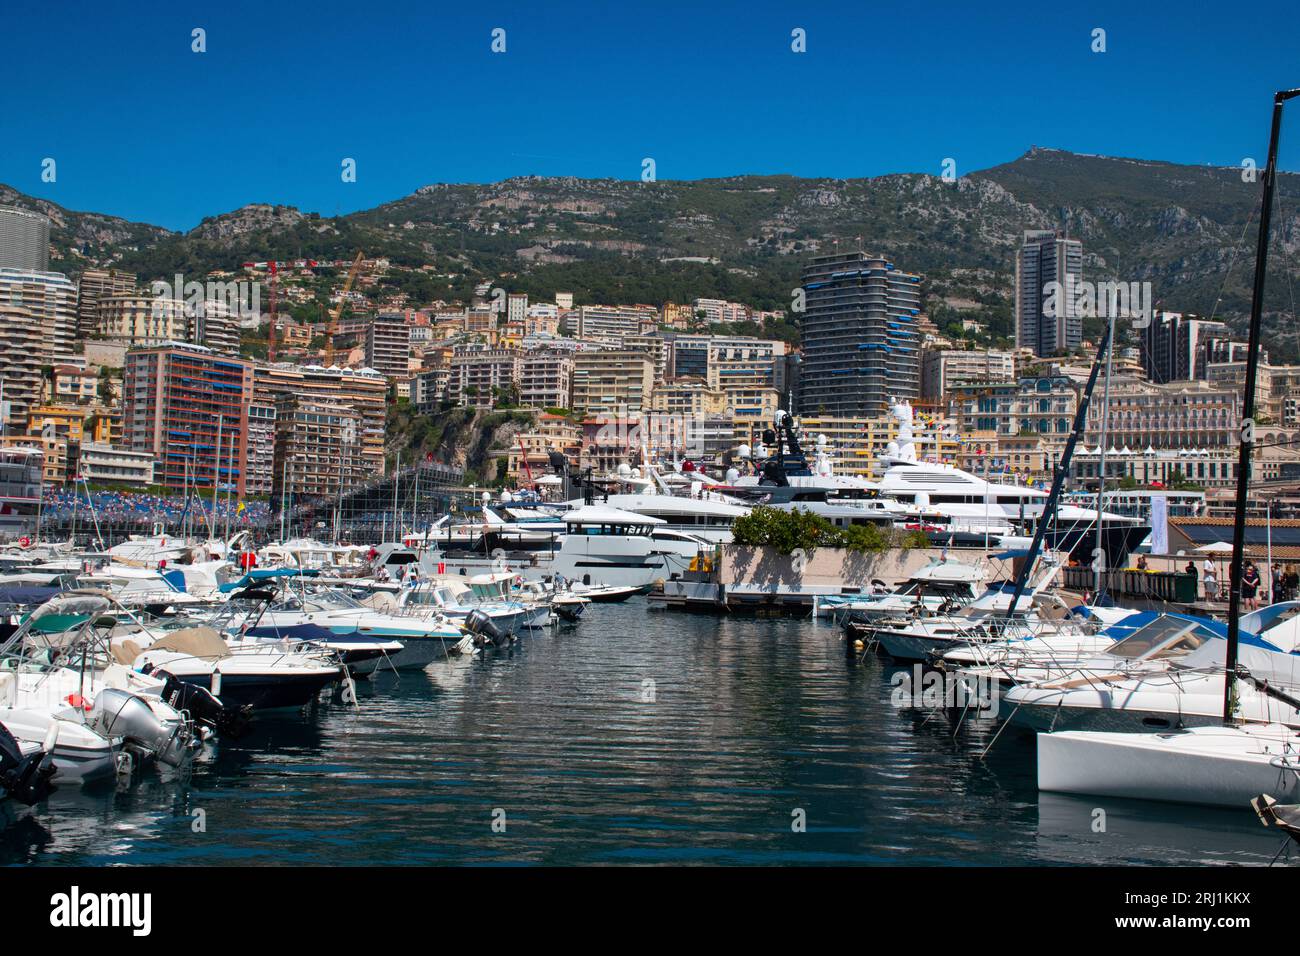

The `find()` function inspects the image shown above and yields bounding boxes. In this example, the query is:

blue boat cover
[0,585,61,606]
[218,567,321,593]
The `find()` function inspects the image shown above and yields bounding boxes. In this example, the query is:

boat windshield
[306,590,365,611]
[1104,617,1208,660]
[406,587,463,607]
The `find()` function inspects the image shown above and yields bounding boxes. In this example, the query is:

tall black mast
[1005,324,1112,619]
[1223,88,1300,723]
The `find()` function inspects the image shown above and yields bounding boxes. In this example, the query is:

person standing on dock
[1242,561,1261,611]
[1202,557,1218,602]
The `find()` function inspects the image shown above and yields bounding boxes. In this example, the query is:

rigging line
[1208,191,1263,325]
[1271,179,1299,354]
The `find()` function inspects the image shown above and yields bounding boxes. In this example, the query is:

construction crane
[323,250,365,367]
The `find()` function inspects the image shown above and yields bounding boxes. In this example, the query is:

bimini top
[906,560,986,584]
[219,567,321,593]
[562,505,666,526]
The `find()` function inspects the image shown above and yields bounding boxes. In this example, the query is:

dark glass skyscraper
[797,252,922,418]
[1141,311,1226,383]
[1015,229,1083,357]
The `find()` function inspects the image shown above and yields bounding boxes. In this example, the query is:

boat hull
[171,672,338,712]
[1037,727,1300,807]
[0,709,119,785]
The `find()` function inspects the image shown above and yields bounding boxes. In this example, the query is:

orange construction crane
[323,251,365,366]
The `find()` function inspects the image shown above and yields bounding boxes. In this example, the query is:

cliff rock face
[386,405,537,485]
[189,204,307,242]
[4,147,1295,344]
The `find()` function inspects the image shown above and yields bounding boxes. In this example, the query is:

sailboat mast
[392,451,401,540]
[1223,88,1300,724]
[210,413,223,546]
[1005,323,1112,619]
[1094,308,1117,600]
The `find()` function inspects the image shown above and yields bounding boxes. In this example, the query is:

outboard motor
[158,672,254,740]
[0,720,57,805]
[463,609,511,649]
[552,601,584,624]
[88,689,192,769]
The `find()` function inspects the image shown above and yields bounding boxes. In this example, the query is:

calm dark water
[1,601,1283,866]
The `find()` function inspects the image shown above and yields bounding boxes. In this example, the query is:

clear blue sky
[2,0,1297,231]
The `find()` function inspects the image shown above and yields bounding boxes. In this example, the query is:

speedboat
[1038,722,1300,808]
[0,592,206,779]
[1001,613,1300,733]
[398,575,548,634]
[132,625,344,712]
[561,582,645,603]
[239,622,406,676]
[835,559,987,628]
[0,688,120,785]
[217,572,469,670]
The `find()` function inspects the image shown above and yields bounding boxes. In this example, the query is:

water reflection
[1,600,1284,866]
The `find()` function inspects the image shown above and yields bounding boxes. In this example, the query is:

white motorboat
[426,505,688,588]
[1037,722,1300,808]
[573,491,748,545]
[0,702,118,785]
[561,581,645,603]
[398,574,548,634]
[219,572,469,671]
[131,625,344,711]
[1002,614,1300,732]
[0,593,206,780]
[835,559,987,627]
[867,559,1069,663]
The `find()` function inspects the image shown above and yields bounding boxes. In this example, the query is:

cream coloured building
[571,350,654,418]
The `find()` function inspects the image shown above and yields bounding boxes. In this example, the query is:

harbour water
[2,600,1281,866]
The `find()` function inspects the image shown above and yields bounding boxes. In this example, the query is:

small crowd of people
[1174,556,1299,608]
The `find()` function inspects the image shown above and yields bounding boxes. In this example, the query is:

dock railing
[1061,566,1198,603]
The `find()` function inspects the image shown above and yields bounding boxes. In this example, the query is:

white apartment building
[78,442,155,488]
[0,268,77,360]
[921,348,1016,400]
[449,346,520,409]
[518,350,573,410]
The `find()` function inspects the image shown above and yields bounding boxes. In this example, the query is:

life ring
[18,536,31,548]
